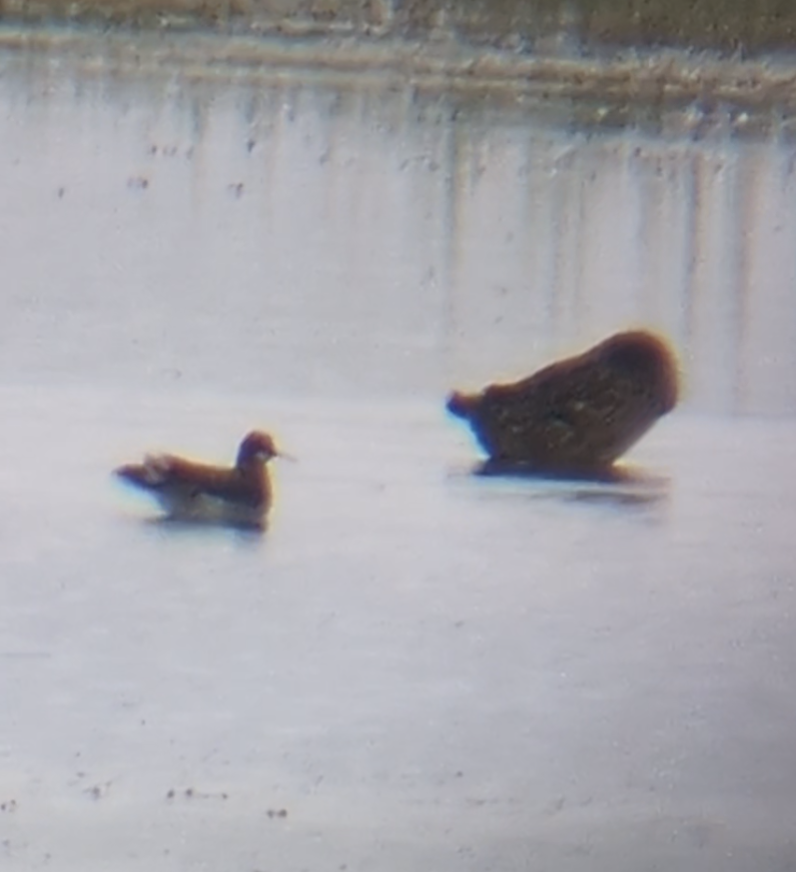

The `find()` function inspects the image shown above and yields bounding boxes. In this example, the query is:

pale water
[0,30,795,872]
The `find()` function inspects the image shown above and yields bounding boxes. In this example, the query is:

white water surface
[2,387,795,871]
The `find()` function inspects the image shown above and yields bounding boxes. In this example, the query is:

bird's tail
[114,458,168,489]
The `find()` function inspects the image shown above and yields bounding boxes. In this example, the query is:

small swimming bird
[115,430,287,527]
[447,330,679,475]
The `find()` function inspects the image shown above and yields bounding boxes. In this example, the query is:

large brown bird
[115,430,288,527]
[447,330,679,475]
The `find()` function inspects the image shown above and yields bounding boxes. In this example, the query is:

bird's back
[115,453,271,524]
[447,331,678,471]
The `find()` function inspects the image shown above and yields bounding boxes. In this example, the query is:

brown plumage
[447,330,679,474]
[115,430,286,527]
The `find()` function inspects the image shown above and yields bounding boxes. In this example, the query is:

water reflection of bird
[115,430,288,528]
[446,330,679,475]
